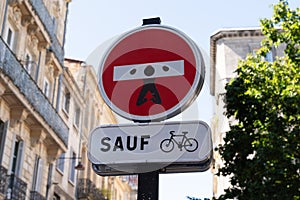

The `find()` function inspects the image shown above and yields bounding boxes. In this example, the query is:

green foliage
[215,1,300,199]
[101,188,111,200]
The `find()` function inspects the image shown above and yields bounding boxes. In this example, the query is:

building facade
[0,1,136,199]
[210,28,285,198]
[63,58,137,200]
[0,0,70,199]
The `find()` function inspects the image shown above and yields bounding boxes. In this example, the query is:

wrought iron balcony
[0,38,69,146]
[6,174,27,200]
[0,165,8,195]
[30,191,46,200]
[77,178,107,200]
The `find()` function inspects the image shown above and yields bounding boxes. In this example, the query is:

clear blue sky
[64,1,299,199]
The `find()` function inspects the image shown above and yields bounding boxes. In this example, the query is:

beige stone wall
[0,83,64,199]
[210,28,285,198]
[0,1,5,34]
[52,68,83,198]
[211,30,264,198]
[0,0,70,199]
[64,58,137,200]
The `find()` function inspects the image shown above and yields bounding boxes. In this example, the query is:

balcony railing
[0,38,69,146]
[30,191,46,200]
[77,178,107,200]
[6,174,27,200]
[0,165,8,195]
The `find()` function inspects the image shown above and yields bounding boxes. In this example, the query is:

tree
[215,1,299,199]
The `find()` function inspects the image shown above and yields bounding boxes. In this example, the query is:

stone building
[209,28,285,198]
[0,0,71,199]
[0,0,136,199]
[63,58,137,200]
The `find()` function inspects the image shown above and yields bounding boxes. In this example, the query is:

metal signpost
[88,17,212,199]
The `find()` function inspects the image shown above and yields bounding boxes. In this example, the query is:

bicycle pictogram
[160,131,198,153]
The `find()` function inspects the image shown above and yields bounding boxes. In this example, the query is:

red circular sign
[99,25,205,122]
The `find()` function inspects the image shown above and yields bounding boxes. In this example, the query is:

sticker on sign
[88,121,212,175]
[113,60,184,81]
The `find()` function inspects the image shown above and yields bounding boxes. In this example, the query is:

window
[74,105,80,128]
[46,164,53,197]
[265,51,273,62]
[84,99,90,129]
[53,193,60,200]
[252,47,259,56]
[32,156,43,192]
[25,54,31,73]
[43,78,50,98]
[56,153,65,173]
[6,27,15,49]
[11,139,24,176]
[24,52,35,75]
[63,91,70,114]
[0,121,8,164]
[251,44,274,62]
[69,152,76,183]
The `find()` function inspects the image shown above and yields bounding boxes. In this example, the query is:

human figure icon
[136,65,162,106]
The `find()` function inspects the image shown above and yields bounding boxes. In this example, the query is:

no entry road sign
[98,25,205,122]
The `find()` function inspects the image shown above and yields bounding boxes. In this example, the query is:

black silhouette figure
[136,65,162,106]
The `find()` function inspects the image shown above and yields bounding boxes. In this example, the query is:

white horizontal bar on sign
[113,60,184,81]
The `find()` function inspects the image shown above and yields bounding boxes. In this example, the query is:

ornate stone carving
[21,15,32,26]
[45,49,54,65]
[38,41,49,50]
[47,147,62,163]
[10,106,28,128]
[8,0,22,7]
[0,82,6,96]
[47,64,54,78]
[31,35,39,47]
[30,127,47,148]
[11,6,22,23]
[53,0,61,14]
[27,23,38,35]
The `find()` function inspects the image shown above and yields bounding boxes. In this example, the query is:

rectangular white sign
[88,121,212,174]
[113,60,184,81]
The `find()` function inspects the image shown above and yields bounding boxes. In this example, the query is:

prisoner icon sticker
[98,25,205,122]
